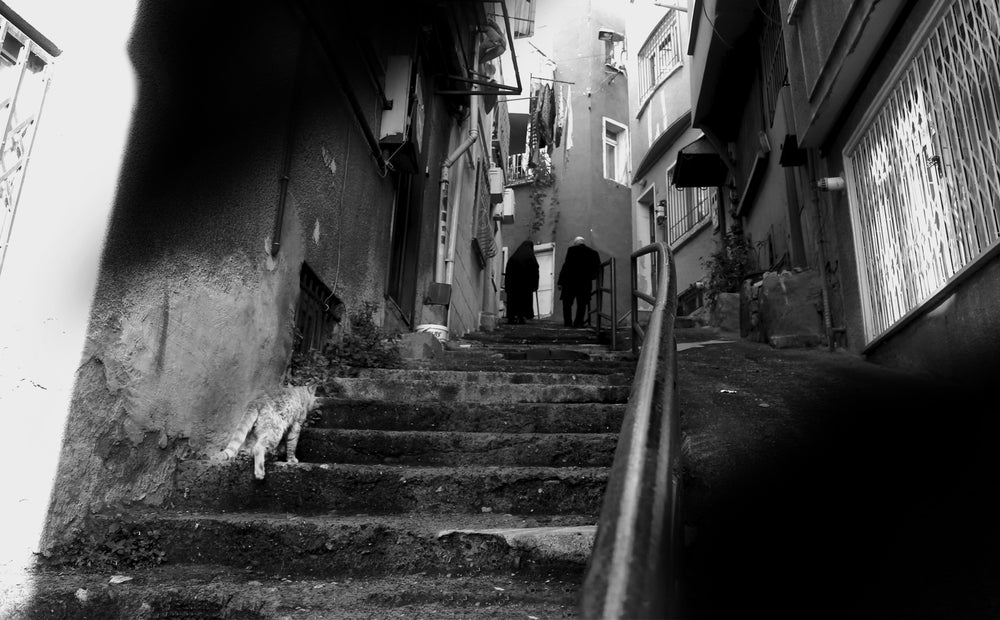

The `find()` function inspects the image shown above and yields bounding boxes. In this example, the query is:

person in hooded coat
[504,240,539,324]
[558,236,601,328]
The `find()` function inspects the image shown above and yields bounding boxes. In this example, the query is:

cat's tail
[219,408,259,459]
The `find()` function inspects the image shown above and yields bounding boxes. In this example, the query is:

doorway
[534,242,555,318]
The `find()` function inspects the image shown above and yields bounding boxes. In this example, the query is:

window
[603,118,629,184]
[845,0,1000,343]
[664,166,715,244]
[637,11,682,103]
[604,38,626,72]
[758,0,787,128]
[0,16,57,275]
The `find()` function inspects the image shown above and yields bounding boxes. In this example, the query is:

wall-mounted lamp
[816,177,846,192]
[655,199,667,224]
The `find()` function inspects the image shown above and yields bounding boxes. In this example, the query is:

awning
[672,135,728,188]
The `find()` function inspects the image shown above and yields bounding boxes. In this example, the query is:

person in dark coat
[558,236,601,328]
[504,240,539,324]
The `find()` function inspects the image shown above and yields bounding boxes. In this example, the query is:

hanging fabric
[555,85,566,148]
[566,84,574,151]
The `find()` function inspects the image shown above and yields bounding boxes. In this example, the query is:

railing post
[610,257,617,351]
[582,242,681,619]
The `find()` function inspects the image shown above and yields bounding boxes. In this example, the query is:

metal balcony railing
[592,256,617,350]
[581,242,682,619]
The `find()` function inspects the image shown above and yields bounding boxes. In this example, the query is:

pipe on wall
[436,34,482,287]
[271,37,305,257]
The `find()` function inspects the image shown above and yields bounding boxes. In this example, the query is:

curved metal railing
[581,242,683,619]
[593,257,617,350]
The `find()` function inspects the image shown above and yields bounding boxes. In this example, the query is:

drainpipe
[436,34,482,293]
[806,152,836,352]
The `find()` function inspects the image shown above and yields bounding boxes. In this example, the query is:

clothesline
[529,75,576,85]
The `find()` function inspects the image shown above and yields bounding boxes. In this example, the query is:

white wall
[0,0,138,595]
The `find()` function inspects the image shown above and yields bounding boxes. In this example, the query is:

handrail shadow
[581,242,683,619]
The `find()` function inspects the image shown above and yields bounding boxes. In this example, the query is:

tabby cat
[219,384,319,480]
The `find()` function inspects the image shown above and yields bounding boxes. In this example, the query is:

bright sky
[0,0,139,594]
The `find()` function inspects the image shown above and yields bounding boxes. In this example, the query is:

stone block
[748,269,825,349]
[397,331,443,360]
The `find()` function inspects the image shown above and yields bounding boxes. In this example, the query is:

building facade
[624,2,720,317]
[683,0,1000,383]
[40,0,520,546]
[500,0,634,328]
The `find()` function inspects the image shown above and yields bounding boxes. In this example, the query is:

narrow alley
[1,0,999,618]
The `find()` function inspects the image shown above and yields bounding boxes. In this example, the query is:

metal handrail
[592,257,617,350]
[581,242,682,619]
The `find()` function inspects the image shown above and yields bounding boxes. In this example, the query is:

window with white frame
[664,166,714,244]
[0,15,57,276]
[637,11,682,104]
[603,118,629,184]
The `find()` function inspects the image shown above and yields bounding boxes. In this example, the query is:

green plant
[701,228,756,307]
[43,519,166,569]
[287,301,400,387]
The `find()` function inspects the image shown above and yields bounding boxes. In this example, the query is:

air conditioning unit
[501,188,515,224]
[379,55,423,174]
[488,166,504,200]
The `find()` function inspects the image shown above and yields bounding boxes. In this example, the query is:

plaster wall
[40,1,397,546]
[542,0,633,321]
[631,125,715,299]
[625,5,692,158]
[862,256,1000,388]
[820,1,936,355]
[739,94,796,273]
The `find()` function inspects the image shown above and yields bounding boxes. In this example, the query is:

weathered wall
[291,36,396,322]
[739,93,797,272]
[43,0,340,546]
[821,1,935,354]
[537,0,633,321]
[863,256,1000,387]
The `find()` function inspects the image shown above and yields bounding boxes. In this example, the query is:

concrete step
[14,566,582,619]
[406,357,636,374]
[297,429,618,467]
[353,368,632,386]
[459,343,634,363]
[174,460,608,516]
[459,331,606,346]
[311,399,626,434]
[325,377,630,404]
[83,511,596,579]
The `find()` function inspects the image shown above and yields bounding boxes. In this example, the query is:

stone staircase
[22,320,635,619]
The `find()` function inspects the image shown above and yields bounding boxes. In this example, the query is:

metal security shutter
[845,0,1000,343]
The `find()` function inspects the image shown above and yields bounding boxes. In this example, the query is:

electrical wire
[324,126,351,310]
[700,1,733,49]
[754,0,782,25]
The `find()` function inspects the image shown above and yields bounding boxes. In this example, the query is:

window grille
[846,0,1000,343]
[0,19,56,275]
[637,11,682,104]
[665,166,714,244]
[758,0,786,128]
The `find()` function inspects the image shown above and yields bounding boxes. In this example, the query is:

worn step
[13,566,582,619]
[408,359,635,376]
[311,399,626,433]
[354,368,632,386]
[464,344,634,363]
[325,377,630,403]
[83,511,596,579]
[461,330,603,345]
[174,460,608,516]
[297,429,618,467]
